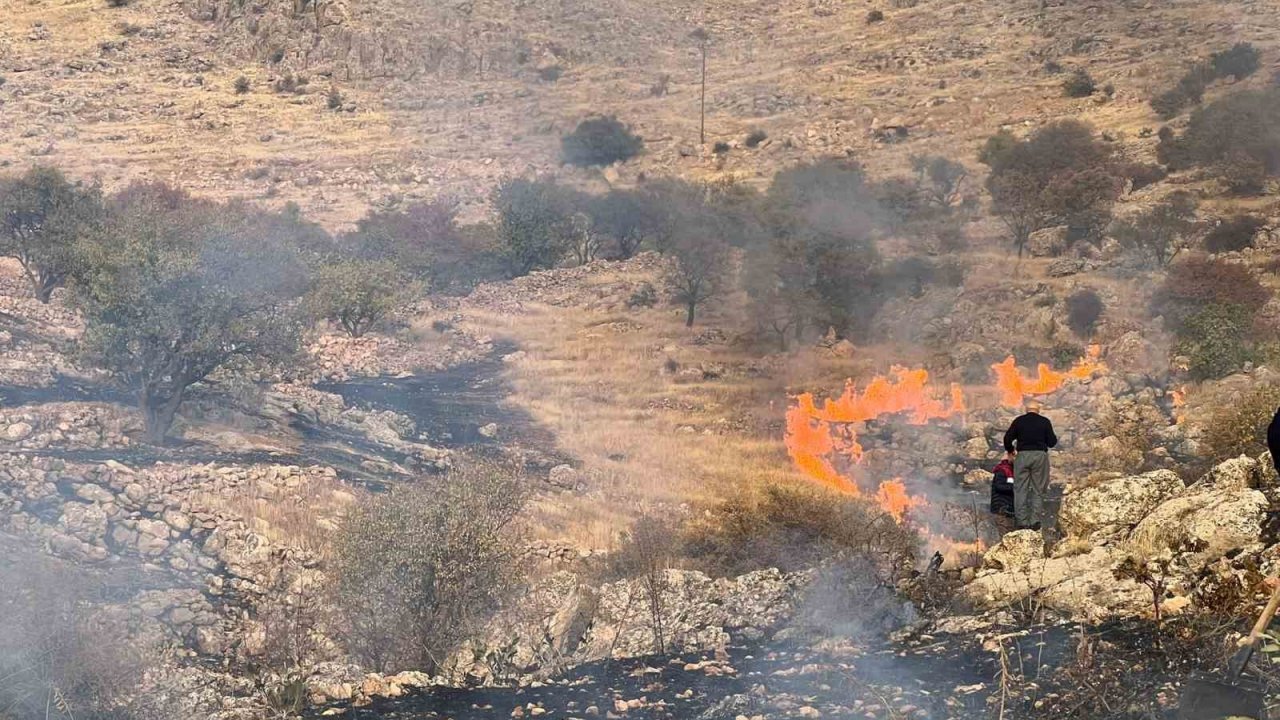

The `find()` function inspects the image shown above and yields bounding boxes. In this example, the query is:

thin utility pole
[692,28,709,145]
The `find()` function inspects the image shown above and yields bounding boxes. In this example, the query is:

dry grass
[192,474,359,555]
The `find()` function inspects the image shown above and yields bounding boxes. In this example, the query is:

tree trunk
[685,301,696,327]
[141,387,185,445]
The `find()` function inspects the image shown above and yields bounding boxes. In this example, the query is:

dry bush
[683,483,919,577]
[1203,214,1265,254]
[0,537,166,720]
[1201,384,1280,461]
[1152,255,1270,331]
[605,515,683,653]
[327,459,529,673]
[1065,288,1104,338]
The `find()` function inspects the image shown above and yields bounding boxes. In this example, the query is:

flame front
[875,478,926,523]
[784,366,966,503]
[990,345,1105,407]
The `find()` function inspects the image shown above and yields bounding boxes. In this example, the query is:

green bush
[327,86,344,110]
[329,461,528,673]
[491,177,577,275]
[1176,303,1254,380]
[1066,288,1105,337]
[1211,42,1261,81]
[866,9,885,23]
[1204,214,1265,253]
[745,129,768,148]
[1063,69,1097,98]
[307,258,417,337]
[561,116,644,167]
[1202,384,1280,460]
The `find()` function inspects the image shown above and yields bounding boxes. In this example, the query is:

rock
[1058,470,1183,542]
[965,546,1150,620]
[1027,226,1068,257]
[1046,258,1086,277]
[478,423,499,438]
[3,422,33,441]
[548,464,581,490]
[1129,486,1267,564]
[961,436,990,460]
[74,483,115,504]
[1189,455,1258,491]
[982,530,1044,571]
[1258,451,1278,490]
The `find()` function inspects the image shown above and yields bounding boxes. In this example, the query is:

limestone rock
[1129,486,1267,564]
[982,530,1044,572]
[1189,455,1259,492]
[1058,470,1183,542]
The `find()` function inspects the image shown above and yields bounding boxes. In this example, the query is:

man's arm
[1003,417,1019,454]
[1047,420,1058,449]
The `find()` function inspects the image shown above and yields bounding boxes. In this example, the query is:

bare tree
[664,218,730,328]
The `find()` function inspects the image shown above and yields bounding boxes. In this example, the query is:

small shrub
[106,0,130,6]
[327,86,344,110]
[1211,42,1261,81]
[273,72,298,94]
[712,140,731,155]
[627,282,658,308]
[233,75,251,94]
[744,129,768,147]
[268,47,285,64]
[561,116,644,167]
[1204,214,1265,253]
[650,74,671,97]
[1044,60,1064,75]
[1202,384,1280,460]
[1066,288,1105,337]
[866,9,885,23]
[1063,69,1097,98]
[1151,86,1191,119]
[889,0,918,6]
[329,461,528,673]
[537,65,563,82]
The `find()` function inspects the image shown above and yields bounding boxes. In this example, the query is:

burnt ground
[0,343,563,481]
[310,618,1257,720]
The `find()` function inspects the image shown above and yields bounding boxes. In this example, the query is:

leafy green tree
[1157,88,1280,194]
[663,196,732,327]
[979,121,1121,256]
[0,166,105,303]
[492,178,577,276]
[308,258,417,337]
[75,183,309,443]
[561,116,644,167]
[347,199,460,279]
[1176,303,1254,380]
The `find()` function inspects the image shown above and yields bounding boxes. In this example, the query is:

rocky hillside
[2,0,1278,227]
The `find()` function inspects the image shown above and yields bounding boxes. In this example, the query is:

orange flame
[785,366,966,498]
[991,345,1106,407]
[1171,385,1187,425]
[875,478,927,523]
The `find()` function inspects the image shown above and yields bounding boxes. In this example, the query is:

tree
[1110,191,1199,267]
[910,154,968,208]
[347,199,460,278]
[1157,88,1280,193]
[308,258,417,337]
[0,166,104,303]
[75,183,309,443]
[586,189,657,259]
[491,178,575,276]
[664,200,731,327]
[329,461,527,673]
[560,116,644,167]
[980,121,1121,256]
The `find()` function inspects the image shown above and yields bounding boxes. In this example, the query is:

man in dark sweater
[1003,399,1058,530]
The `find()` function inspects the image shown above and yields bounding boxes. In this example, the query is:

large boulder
[1129,486,1267,564]
[982,530,1044,572]
[1028,226,1069,257]
[1058,470,1184,542]
[965,546,1149,620]
[1189,455,1259,492]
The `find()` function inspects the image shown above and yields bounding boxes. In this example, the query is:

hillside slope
[2,0,1277,228]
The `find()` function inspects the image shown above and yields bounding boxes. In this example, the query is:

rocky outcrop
[964,455,1272,620]
[441,568,803,686]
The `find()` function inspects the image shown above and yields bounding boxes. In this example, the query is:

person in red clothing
[990,457,1015,518]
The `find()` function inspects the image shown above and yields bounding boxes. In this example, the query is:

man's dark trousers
[1013,450,1049,528]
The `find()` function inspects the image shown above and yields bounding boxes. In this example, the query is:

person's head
[1025,399,1043,414]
